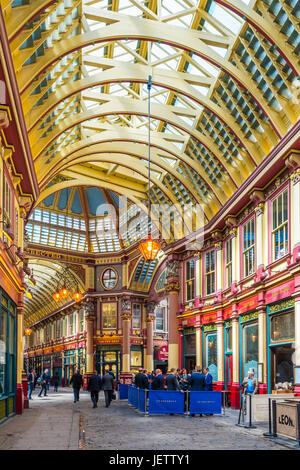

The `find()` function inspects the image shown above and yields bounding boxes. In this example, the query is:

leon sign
[276,402,299,440]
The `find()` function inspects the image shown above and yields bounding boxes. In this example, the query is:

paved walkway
[0,388,294,450]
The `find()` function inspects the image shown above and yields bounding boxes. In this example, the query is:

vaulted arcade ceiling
[2,0,299,235]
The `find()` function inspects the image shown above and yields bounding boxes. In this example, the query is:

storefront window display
[132,304,141,330]
[131,347,143,369]
[242,321,258,378]
[205,329,218,381]
[102,302,117,330]
[270,310,294,343]
[0,290,17,421]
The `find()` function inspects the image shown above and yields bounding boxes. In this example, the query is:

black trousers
[91,391,99,406]
[38,383,47,396]
[104,390,113,407]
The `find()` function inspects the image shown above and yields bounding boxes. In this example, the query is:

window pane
[243,323,258,377]
[270,311,294,343]
[102,303,117,329]
[206,333,218,381]
[0,310,7,397]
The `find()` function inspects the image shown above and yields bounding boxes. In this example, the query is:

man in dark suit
[189,367,205,417]
[189,367,205,391]
[204,367,213,391]
[70,369,83,403]
[102,369,115,407]
[141,370,149,389]
[134,368,144,388]
[166,368,182,391]
[151,369,165,390]
[87,371,102,408]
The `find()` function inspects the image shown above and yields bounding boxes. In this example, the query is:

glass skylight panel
[209,3,243,35]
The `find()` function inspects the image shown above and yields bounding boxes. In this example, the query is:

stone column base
[16,383,24,415]
[230,382,241,409]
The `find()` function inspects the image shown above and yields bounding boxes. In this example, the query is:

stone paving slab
[0,388,294,450]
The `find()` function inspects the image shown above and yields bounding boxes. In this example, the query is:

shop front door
[185,356,196,374]
[270,344,294,391]
[97,350,121,380]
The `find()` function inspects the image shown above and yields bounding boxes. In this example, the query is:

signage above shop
[158,345,168,361]
[238,296,258,315]
[265,281,294,305]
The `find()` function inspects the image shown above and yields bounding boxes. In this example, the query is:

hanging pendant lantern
[59,286,71,299]
[52,291,62,302]
[138,75,161,261]
[73,290,83,303]
[139,234,162,261]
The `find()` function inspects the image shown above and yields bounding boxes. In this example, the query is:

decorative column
[16,302,25,414]
[231,305,240,409]
[195,321,203,369]
[291,168,300,263]
[145,301,157,373]
[294,292,300,394]
[121,297,132,374]
[216,310,225,391]
[215,239,223,302]
[257,294,267,394]
[165,258,180,371]
[178,326,184,370]
[83,299,95,390]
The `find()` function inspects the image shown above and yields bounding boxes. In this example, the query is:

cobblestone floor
[0,388,293,450]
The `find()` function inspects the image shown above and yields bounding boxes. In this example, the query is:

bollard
[272,400,277,437]
[184,391,190,417]
[263,398,273,437]
[245,394,256,429]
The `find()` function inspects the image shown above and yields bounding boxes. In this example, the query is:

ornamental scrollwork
[240,311,258,323]
[121,299,131,312]
[166,260,179,279]
[269,299,294,314]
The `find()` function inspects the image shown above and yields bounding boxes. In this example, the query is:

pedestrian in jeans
[38,369,49,397]
[53,371,59,392]
[27,369,35,400]
[241,370,258,414]
[70,369,83,403]
[102,369,115,408]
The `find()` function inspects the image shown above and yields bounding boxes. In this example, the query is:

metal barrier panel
[133,387,139,408]
[119,384,129,400]
[128,386,133,405]
[138,388,146,412]
[148,390,185,414]
[189,392,222,414]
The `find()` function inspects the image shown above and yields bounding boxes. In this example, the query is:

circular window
[101,268,118,290]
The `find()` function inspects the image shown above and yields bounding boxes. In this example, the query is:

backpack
[37,375,43,384]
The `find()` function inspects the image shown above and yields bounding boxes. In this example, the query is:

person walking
[70,369,83,403]
[46,370,51,392]
[102,369,115,408]
[87,371,102,408]
[53,371,60,392]
[27,369,35,400]
[38,369,49,397]
[204,367,213,391]
[151,369,165,390]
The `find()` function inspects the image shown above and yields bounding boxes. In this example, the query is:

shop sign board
[276,402,299,440]
[265,281,294,305]
[158,345,168,361]
[202,313,217,324]
[238,296,258,314]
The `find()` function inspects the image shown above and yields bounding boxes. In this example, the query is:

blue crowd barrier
[138,388,147,412]
[128,385,133,405]
[148,390,185,415]
[189,391,222,414]
[119,384,129,400]
[133,386,139,408]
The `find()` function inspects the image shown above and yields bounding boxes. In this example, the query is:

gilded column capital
[146,301,158,314]
[254,202,265,216]
[121,312,132,321]
[291,168,300,185]
[165,281,179,293]
[146,313,156,323]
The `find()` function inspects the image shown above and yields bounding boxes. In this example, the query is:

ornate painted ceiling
[3,0,299,227]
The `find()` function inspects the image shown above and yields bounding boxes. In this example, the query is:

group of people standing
[134,367,213,392]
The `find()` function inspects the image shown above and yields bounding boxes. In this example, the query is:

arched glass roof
[3,0,299,228]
